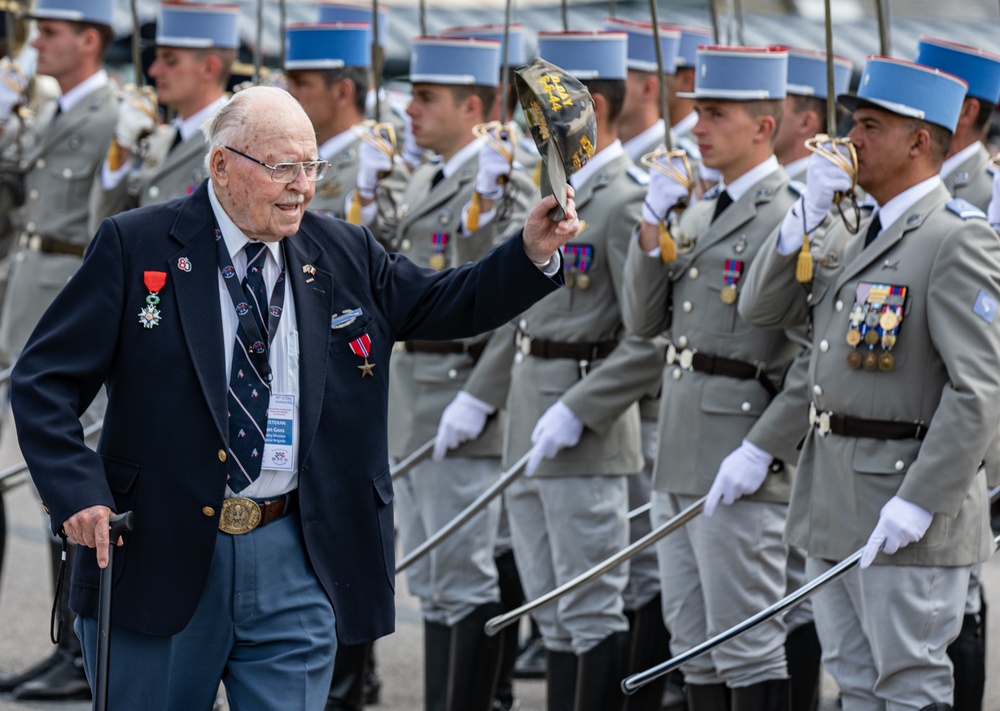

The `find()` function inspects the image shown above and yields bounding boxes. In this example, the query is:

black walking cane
[95,511,135,711]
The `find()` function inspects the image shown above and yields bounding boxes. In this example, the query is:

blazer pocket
[329,316,376,356]
[699,374,769,417]
[102,454,139,494]
[852,437,922,476]
[372,468,396,588]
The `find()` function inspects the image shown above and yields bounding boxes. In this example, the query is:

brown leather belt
[809,404,927,440]
[403,340,487,361]
[524,337,618,361]
[19,233,86,257]
[667,344,778,398]
[218,491,297,535]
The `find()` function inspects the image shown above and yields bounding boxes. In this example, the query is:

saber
[732,0,745,46]
[372,0,382,121]
[647,0,674,150]
[253,0,264,84]
[874,0,890,56]
[629,501,651,521]
[4,2,15,60]
[499,0,513,124]
[395,449,533,574]
[0,420,104,494]
[484,497,704,637]
[707,0,719,47]
[0,365,12,387]
[419,0,426,37]
[823,0,836,136]
[279,0,287,70]
[130,0,142,86]
[561,0,568,31]
[390,437,435,481]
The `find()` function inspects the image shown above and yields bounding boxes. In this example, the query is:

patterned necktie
[711,190,733,223]
[226,242,271,493]
[863,213,882,249]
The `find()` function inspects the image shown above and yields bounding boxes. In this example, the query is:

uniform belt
[808,403,927,440]
[403,340,487,361]
[218,491,297,535]
[666,344,778,398]
[518,334,618,362]
[18,233,86,257]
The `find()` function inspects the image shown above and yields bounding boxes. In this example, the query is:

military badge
[139,271,167,329]
[349,333,376,377]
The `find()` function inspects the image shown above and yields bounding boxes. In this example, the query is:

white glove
[357,137,394,199]
[860,496,934,568]
[0,57,28,125]
[704,439,774,516]
[526,401,585,476]
[642,153,691,225]
[432,391,496,461]
[402,114,430,169]
[474,132,513,200]
[802,146,853,227]
[988,168,1000,234]
[114,84,157,153]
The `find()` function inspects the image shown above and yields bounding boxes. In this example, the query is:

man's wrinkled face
[848,106,915,200]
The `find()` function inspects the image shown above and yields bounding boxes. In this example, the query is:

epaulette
[787,179,806,197]
[946,198,987,220]
[626,164,650,186]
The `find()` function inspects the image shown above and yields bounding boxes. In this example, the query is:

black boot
[574,630,629,711]
[730,679,789,711]
[494,551,525,710]
[326,642,372,711]
[785,622,821,711]
[446,602,505,711]
[363,644,381,705]
[623,596,671,711]
[947,609,985,711]
[514,626,547,679]
[425,620,451,711]
[546,649,578,711]
[685,683,731,711]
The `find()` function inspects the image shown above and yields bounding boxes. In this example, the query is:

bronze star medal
[349,333,376,378]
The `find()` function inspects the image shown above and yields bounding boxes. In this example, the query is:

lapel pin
[177,257,192,272]
[139,271,167,329]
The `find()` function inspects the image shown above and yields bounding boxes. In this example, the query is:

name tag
[264,393,296,471]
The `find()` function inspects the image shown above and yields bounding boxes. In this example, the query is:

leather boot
[546,649,578,711]
[425,620,451,711]
[730,679,789,711]
[574,630,629,711]
[623,596,671,711]
[325,642,372,711]
[363,644,381,705]
[948,608,985,711]
[494,550,525,710]
[785,622,821,711]
[0,491,6,583]
[446,602,505,711]
[685,683,731,711]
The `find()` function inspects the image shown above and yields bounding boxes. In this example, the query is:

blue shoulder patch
[703,184,722,200]
[946,198,987,221]
[626,164,650,186]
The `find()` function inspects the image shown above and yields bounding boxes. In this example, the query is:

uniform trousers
[395,456,501,625]
[652,491,788,687]
[784,545,814,631]
[76,512,336,711]
[807,557,969,711]
[505,473,629,655]
[622,419,661,611]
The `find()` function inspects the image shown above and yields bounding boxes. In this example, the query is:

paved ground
[0,413,996,710]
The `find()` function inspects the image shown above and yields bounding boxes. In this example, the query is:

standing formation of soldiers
[0,2,999,711]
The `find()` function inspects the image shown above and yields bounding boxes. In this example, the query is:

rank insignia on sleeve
[974,289,997,324]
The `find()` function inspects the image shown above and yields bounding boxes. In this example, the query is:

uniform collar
[939,142,983,182]
[318,128,358,162]
[570,139,625,190]
[623,119,665,163]
[174,95,227,143]
[870,175,942,234]
[439,136,484,180]
[719,155,780,203]
[57,69,108,114]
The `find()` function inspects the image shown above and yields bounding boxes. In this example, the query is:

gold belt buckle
[219,497,262,534]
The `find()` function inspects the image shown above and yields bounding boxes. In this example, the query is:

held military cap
[603,18,680,75]
[675,25,714,70]
[678,45,788,100]
[441,23,527,67]
[515,57,596,219]
[157,3,239,49]
[914,36,1000,105]
[409,36,501,87]
[536,30,628,81]
[786,47,852,100]
[839,56,968,132]
[27,0,114,27]
[319,1,389,47]
[284,23,371,70]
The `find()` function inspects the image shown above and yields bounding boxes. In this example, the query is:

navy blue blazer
[10,182,559,644]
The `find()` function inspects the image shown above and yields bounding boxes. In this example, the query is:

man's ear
[210,146,229,185]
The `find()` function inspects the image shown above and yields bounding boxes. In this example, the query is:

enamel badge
[139,271,167,329]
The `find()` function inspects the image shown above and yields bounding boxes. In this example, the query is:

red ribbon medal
[349,333,375,378]
[139,271,168,329]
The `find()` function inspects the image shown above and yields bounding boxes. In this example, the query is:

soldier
[363,36,533,711]
[0,0,117,700]
[623,45,802,709]
[440,31,649,711]
[90,2,237,232]
[740,56,999,711]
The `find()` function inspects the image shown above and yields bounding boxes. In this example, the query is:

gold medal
[879,311,899,331]
[429,253,446,271]
[864,329,880,346]
[564,271,576,289]
[846,329,862,346]
[881,333,897,349]
[878,351,895,372]
[575,273,591,291]
[720,284,737,305]
[863,350,878,371]
[846,350,863,369]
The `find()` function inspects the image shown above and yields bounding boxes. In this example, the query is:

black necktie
[430,168,445,189]
[711,190,733,223]
[864,214,882,249]
[52,102,62,123]
[168,127,183,153]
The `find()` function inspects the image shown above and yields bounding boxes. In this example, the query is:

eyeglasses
[221,145,330,183]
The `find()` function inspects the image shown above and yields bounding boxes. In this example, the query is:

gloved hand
[526,401,584,476]
[0,57,28,125]
[704,439,774,516]
[474,130,513,200]
[356,132,394,199]
[802,146,853,227]
[988,168,1000,234]
[642,152,691,226]
[433,391,496,461]
[860,495,933,568]
[402,114,430,169]
[114,84,158,153]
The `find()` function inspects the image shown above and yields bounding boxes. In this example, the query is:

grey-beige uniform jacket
[943,143,992,212]
[0,83,117,359]
[739,182,1000,566]
[309,136,362,220]
[88,125,210,233]
[464,150,646,476]
[386,148,534,460]
[622,168,802,501]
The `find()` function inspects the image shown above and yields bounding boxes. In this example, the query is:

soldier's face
[692,100,760,180]
[848,107,916,203]
[149,47,211,115]
[287,71,338,130]
[31,20,86,81]
[406,84,466,155]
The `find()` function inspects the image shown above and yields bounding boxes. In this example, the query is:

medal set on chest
[845,282,906,372]
[562,244,594,290]
[429,232,448,270]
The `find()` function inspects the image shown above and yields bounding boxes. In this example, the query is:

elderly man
[10,86,575,711]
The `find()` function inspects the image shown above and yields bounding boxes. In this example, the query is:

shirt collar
[939,142,983,182]
[318,128,359,162]
[440,136,484,180]
[207,179,284,268]
[719,155,780,203]
[672,111,697,139]
[782,156,810,182]
[623,119,666,163]
[57,69,108,114]
[871,175,942,234]
[174,96,227,143]
[570,139,625,190]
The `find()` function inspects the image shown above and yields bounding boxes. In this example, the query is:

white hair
[201,86,305,173]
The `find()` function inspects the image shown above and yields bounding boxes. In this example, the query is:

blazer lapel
[37,85,111,160]
[689,170,786,262]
